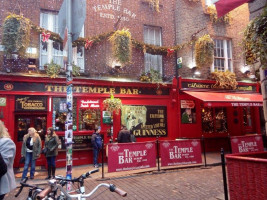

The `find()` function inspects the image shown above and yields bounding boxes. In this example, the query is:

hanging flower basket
[2,14,31,56]
[147,0,160,12]
[46,60,61,78]
[103,94,122,115]
[195,34,214,68]
[211,70,238,90]
[109,28,132,64]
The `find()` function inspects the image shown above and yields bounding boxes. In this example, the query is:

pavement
[6,152,227,199]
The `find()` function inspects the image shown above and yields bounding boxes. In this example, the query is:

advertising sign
[160,140,202,167]
[102,111,112,124]
[108,142,156,173]
[231,135,264,153]
[15,96,47,111]
[121,105,167,137]
[0,97,6,106]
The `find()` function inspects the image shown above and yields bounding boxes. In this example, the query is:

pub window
[212,39,232,72]
[79,108,101,131]
[202,107,228,133]
[144,25,162,74]
[243,107,252,127]
[53,98,77,131]
[40,11,84,71]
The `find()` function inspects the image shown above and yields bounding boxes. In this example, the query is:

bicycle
[38,169,127,200]
[15,177,56,200]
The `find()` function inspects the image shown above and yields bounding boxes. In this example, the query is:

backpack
[95,135,102,149]
[0,153,7,179]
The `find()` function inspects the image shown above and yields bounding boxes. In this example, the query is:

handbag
[0,153,7,178]
[19,157,25,164]
[42,147,48,154]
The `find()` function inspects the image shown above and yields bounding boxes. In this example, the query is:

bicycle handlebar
[15,177,42,197]
[56,183,127,199]
[55,169,99,183]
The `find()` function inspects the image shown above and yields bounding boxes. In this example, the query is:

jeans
[22,152,36,179]
[46,156,56,167]
[93,148,99,165]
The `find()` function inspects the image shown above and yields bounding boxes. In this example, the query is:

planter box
[226,152,267,200]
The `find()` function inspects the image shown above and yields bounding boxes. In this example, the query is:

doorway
[14,114,47,167]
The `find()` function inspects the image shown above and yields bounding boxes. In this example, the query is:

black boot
[51,166,56,179]
[45,166,51,180]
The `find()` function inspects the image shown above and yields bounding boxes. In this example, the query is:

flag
[214,0,251,18]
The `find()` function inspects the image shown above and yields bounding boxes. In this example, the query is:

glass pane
[201,108,214,133]
[35,116,46,141]
[17,117,31,142]
[215,108,227,133]
[79,108,101,131]
[53,98,77,131]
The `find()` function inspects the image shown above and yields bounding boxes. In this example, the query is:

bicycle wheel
[56,195,66,200]
[31,190,39,200]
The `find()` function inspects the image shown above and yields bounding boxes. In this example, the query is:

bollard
[156,137,160,172]
[201,135,207,167]
[101,142,104,179]
[221,148,228,200]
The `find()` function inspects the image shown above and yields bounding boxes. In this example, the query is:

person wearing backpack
[91,127,102,168]
[0,120,16,200]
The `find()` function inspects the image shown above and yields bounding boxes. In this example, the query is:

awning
[183,91,263,107]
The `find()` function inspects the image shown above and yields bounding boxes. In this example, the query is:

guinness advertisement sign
[15,96,47,111]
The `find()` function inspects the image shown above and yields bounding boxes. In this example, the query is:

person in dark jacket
[91,127,102,168]
[44,127,59,179]
[118,125,131,143]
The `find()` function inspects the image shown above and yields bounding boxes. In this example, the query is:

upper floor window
[40,11,84,72]
[212,39,232,72]
[143,25,162,74]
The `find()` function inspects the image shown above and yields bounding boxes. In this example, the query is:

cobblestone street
[7,165,224,200]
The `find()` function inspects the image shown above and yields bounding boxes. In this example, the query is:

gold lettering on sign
[45,85,139,95]
[188,83,210,89]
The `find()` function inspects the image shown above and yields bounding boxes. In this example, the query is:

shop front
[178,79,264,151]
[0,75,177,168]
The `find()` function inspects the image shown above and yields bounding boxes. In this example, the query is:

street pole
[65,0,73,192]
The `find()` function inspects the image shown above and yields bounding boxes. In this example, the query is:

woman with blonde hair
[44,127,59,179]
[21,127,41,180]
[0,120,16,200]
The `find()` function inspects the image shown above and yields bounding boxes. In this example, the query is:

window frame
[39,10,84,72]
[211,39,233,72]
[143,25,163,74]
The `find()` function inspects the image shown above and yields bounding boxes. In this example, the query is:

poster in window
[180,100,196,124]
[121,105,167,137]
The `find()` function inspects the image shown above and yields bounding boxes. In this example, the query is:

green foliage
[46,60,61,78]
[195,34,214,68]
[243,6,267,68]
[72,63,80,77]
[206,5,231,24]
[109,29,132,64]
[2,14,31,56]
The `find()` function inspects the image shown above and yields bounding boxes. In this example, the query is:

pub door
[14,114,47,168]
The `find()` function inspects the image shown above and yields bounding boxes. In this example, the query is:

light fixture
[192,66,201,78]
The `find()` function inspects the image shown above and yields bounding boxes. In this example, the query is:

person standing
[117,125,131,143]
[0,121,16,200]
[91,127,102,168]
[44,127,59,179]
[21,127,41,180]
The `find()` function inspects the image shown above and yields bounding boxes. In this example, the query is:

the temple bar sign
[15,96,47,111]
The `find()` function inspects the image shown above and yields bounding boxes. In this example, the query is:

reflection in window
[202,107,228,133]
[243,107,252,127]
[17,118,30,141]
[79,108,100,131]
[53,98,77,131]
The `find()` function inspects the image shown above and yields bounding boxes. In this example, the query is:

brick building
[0,0,264,167]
